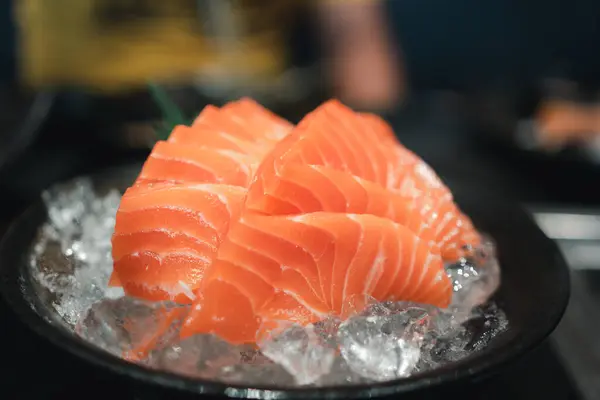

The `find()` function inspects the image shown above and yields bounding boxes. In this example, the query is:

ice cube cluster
[29,178,507,387]
[31,179,124,326]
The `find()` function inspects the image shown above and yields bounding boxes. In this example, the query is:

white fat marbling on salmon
[178,281,197,301]
[327,111,363,175]
[356,117,381,182]
[214,150,252,176]
[148,153,222,181]
[235,217,326,304]
[118,205,218,231]
[364,240,386,295]
[413,251,438,296]
[434,211,455,237]
[267,124,291,141]
[281,289,329,319]
[341,214,365,307]
[215,131,265,154]
[288,214,310,223]
[404,233,420,295]
[129,249,212,265]
[414,162,445,190]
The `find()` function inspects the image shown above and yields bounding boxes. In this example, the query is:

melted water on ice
[29,178,508,387]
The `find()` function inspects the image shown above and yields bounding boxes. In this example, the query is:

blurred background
[1,0,600,399]
[3,0,600,186]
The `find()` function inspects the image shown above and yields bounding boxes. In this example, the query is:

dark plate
[0,165,570,399]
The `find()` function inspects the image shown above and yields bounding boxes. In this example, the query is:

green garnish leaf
[147,82,191,141]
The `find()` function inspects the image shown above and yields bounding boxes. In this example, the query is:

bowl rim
[0,167,571,399]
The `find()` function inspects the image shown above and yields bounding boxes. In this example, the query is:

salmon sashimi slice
[245,101,481,260]
[168,124,262,156]
[180,212,451,344]
[113,100,292,294]
[221,97,292,143]
[246,99,444,205]
[136,140,253,187]
[361,120,482,257]
[190,104,256,143]
[192,101,292,147]
[357,112,451,199]
[157,102,292,187]
[111,182,246,304]
[247,162,458,251]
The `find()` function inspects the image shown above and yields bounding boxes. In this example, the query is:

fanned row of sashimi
[110,97,482,345]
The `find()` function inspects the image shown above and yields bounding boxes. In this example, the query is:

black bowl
[0,165,570,399]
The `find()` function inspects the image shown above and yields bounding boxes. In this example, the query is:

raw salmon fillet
[111,182,246,303]
[137,140,254,186]
[245,99,480,260]
[110,100,292,293]
[221,97,291,143]
[181,212,451,344]
[137,100,293,187]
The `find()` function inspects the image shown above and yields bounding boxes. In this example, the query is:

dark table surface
[0,92,595,399]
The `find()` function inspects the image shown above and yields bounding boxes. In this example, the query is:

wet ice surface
[30,179,124,326]
[29,178,508,387]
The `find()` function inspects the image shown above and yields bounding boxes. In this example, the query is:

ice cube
[419,302,509,370]
[419,324,472,368]
[312,317,341,349]
[258,322,336,386]
[150,335,250,377]
[446,247,500,312]
[75,297,188,361]
[464,302,508,352]
[317,358,373,386]
[216,363,295,386]
[337,308,429,381]
[341,295,431,320]
[341,294,383,319]
[42,178,95,235]
[32,252,119,327]
[33,183,123,326]
[73,189,120,264]
[430,306,470,336]
[151,334,295,385]
[91,189,122,217]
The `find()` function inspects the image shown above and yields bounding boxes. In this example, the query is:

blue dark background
[385,0,600,91]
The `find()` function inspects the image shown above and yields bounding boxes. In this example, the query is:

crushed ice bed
[27,178,507,387]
